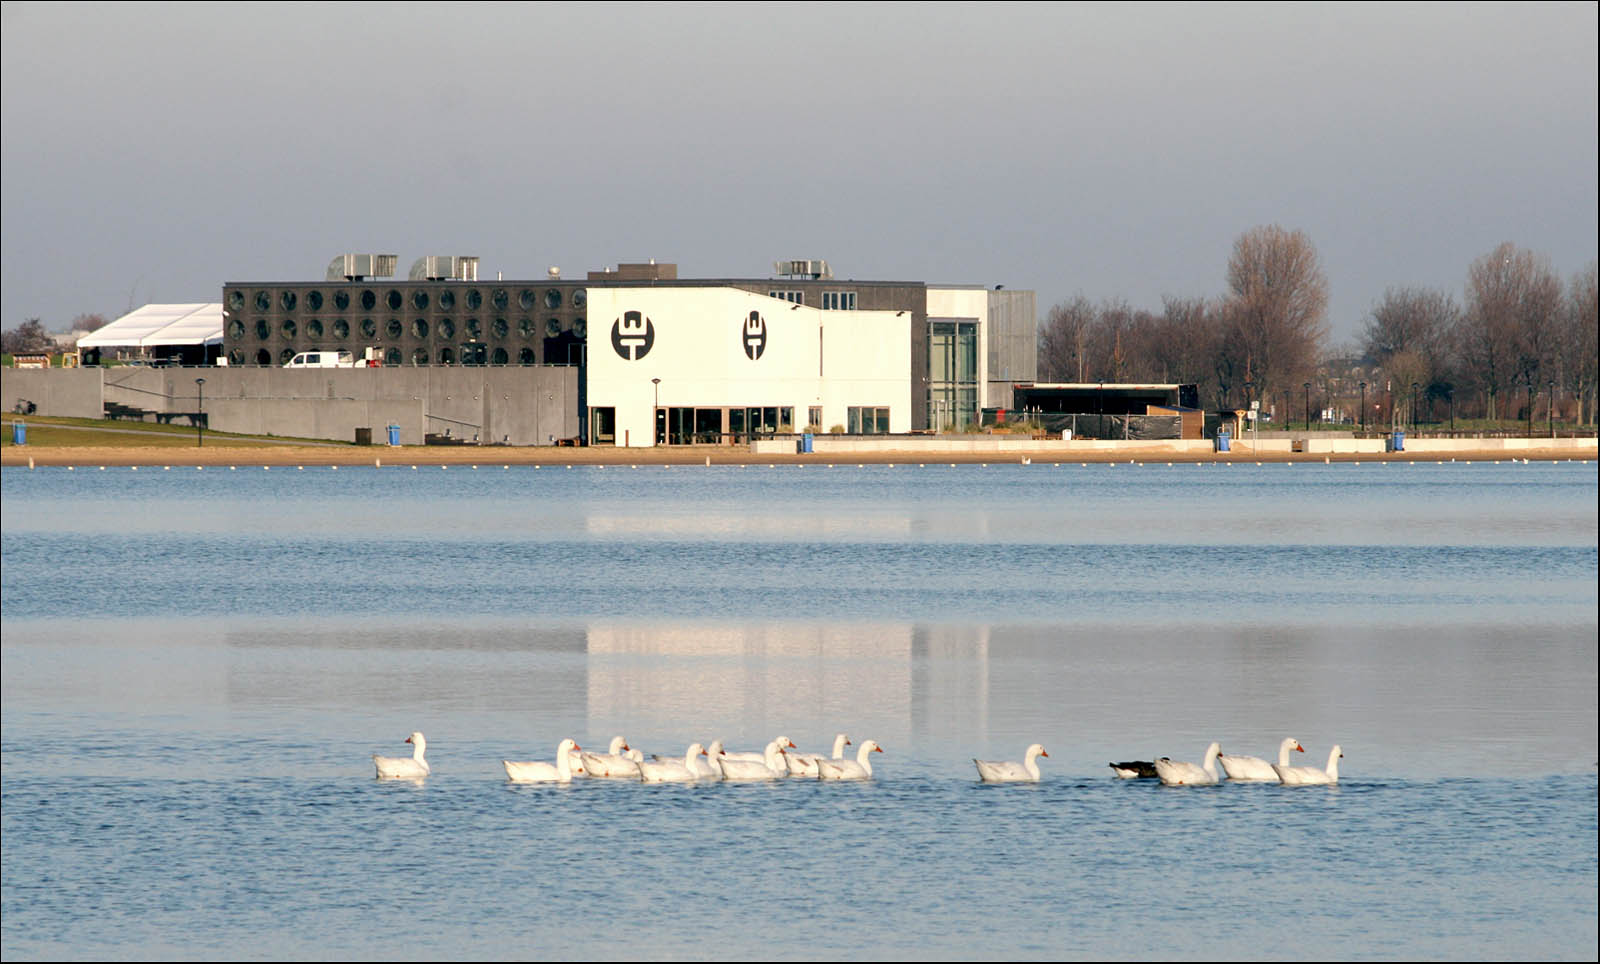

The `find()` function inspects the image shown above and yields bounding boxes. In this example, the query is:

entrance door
[590,407,616,445]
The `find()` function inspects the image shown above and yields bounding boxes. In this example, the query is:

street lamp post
[1303,382,1311,433]
[1526,379,1534,439]
[1411,382,1419,431]
[1244,380,1254,446]
[195,377,205,448]
[1359,381,1366,434]
[651,377,661,445]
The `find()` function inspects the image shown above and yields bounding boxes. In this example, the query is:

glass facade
[928,320,978,431]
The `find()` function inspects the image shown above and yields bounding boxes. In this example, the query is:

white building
[585,286,911,447]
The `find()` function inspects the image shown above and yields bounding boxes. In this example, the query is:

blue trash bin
[11,420,25,446]
[801,433,814,454]
[386,424,401,446]
[1391,429,1405,452]
[1216,429,1230,453]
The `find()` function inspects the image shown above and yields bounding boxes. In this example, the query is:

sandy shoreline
[2,443,1591,467]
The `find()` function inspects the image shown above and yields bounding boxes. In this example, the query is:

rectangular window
[847,406,890,434]
[808,406,822,430]
[820,291,857,310]
[767,290,804,305]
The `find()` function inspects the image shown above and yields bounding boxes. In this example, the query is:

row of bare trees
[1038,224,1330,415]
[1366,245,1598,425]
[1037,227,1598,427]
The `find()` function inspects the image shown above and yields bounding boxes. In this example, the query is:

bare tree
[1,318,52,354]
[1222,225,1330,405]
[1363,287,1454,376]
[69,313,111,332]
[1458,242,1562,420]
[1037,295,1097,382]
[1560,261,1598,425]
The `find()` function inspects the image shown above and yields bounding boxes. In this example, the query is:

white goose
[721,735,796,763]
[712,740,790,781]
[1154,741,1223,786]
[678,740,724,780]
[639,744,708,783]
[1274,745,1344,785]
[373,731,430,780]
[504,738,583,783]
[581,736,642,779]
[786,733,852,777]
[975,743,1049,783]
[817,740,884,781]
[1219,737,1305,782]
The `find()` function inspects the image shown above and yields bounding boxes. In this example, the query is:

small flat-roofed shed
[1012,383,1199,414]
[1010,383,1203,440]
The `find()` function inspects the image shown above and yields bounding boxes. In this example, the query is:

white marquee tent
[77,304,223,355]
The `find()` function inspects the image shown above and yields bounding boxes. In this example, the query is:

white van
[283,350,356,368]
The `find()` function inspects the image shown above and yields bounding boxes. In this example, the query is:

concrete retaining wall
[4,366,580,445]
[752,437,1218,455]
[2,368,104,418]
[1400,437,1598,454]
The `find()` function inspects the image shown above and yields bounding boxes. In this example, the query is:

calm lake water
[3,461,1596,960]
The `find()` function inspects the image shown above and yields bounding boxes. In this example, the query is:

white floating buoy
[163,466,170,471]
[131,466,138,471]
[68,466,74,470]
[230,466,236,471]
[412,465,418,470]
[196,466,203,471]
[297,466,303,471]
[99,466,106,471]
[331,465,338,471]
[472,465,478,470]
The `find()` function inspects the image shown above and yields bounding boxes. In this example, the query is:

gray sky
[2,2,1595,343]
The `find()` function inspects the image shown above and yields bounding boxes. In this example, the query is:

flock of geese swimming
[1113,738,1345,786]
[374,733,1345,786]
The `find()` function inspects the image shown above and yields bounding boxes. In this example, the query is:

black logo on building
[742,311,767,360]
[611,311,655,361]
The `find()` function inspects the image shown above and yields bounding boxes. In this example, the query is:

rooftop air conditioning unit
[773,259,832,280]
[408,256,480,281]
[327,253,399,281]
